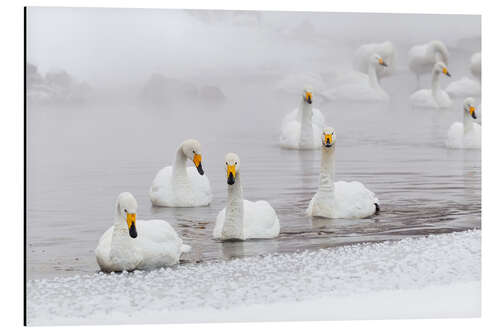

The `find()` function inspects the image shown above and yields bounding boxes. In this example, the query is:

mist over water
[26,8,480,279]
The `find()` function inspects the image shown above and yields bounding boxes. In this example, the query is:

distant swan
[213,153,280,240]
[446,97,481,149]
[410,62,452,109]
[408,40,449,87]
[335,54,389,102]
[470,52,481,81]
[150,139,212,207]
[306,127,379,219]
[280,86,325,149]
[353,41,396,78]
[446,52,481,98]
[95,192,191,272]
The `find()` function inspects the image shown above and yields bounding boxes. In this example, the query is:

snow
[27,230,480,325]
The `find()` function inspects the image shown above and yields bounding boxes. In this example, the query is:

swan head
[302,86,313,104]
[371,54,388,67]
[116,192,138,238]
[322,127,336,148]
[463,97,477,119]
[181,139,204,175]
[224,152,240,185]
[434,62,451,77]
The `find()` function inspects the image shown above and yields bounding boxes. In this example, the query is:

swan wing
[333,181,378,219]
[95,226,114,271]
[243,200,280,239]
[445,77,481,98]
[446,122,464,149]
[212,209,226,239]
[135,219,188,268]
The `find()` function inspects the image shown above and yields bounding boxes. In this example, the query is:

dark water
[26,71,481,279]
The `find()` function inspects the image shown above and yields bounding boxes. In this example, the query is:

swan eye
[235,162,237,165]
[124,209,128,213]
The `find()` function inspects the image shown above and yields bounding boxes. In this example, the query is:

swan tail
[181,244,192,253]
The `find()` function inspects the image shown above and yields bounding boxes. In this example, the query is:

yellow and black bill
[323,133,334,147]
[305,91,312,104]
[126,213,137,238]
[470,106,477,119]
[193,153,204,175]
[227,164,236,185]
[443,67,451,77]
[378,58,388,67]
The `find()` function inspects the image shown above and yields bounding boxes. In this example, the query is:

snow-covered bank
[27,230,480,325]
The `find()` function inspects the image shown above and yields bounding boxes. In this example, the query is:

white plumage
[306,127,379,219]
[150,139,212,207]
[95,192,191,272]
[410,62,452,109]
[335,54,390,102]
[213,153,280,241]
[280,87,325,150]
[446,97,481,149]
[353,41,396,78]
[408,40,449,85]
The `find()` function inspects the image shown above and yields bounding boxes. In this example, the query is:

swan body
[353,41,396,78]
[446,76,481,98]
[306,127,379,219]
[470,52,481,81]
[213,153,280,240]
[280,87,325,149]
[95,192,191,272]
[335,54,389,102]
[408,40,449,84]
[150,139,212,207]
[446,97,481,149]
[410,62,452,109]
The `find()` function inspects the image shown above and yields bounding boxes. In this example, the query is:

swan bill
[126,213,137,238]
[378,58,388,67]
[193,153,204,175]
[470,106,477,119]
[305,91,312,104]
[324,133,333,147]
[227,165,236,185]
[443,67,451,77]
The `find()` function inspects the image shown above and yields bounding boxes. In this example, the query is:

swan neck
[299,99,314,146]
[319,146,336,193]
[173,146,189,185]
[223,172,244,238]
[431,70,440,97]
[463,109,474,132]
[368,63,381,90]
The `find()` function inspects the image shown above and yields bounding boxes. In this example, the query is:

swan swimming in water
[306,127,379,219]
[446,97,481,149]
[95,192,191,272]
[408,40,449,87]
[446,52,481,99]
[410,62,452,109]
[280,86,325,150]
[335,54,389,102]
[213,153,280,240]
[353,41,396,78]
[150,139,212,207]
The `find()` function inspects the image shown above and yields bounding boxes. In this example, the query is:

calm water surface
[27,74,481,279]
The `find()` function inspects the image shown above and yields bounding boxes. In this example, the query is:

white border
[1,0,498,332]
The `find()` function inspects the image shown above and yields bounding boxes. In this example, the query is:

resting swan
[213,153,280,240]
[410,62,452,109]
[150,139,212,207]
[446,97,481,149]
[306,127,379,219]
[280,87,325,150]
[335,54,389,102]
[95,192,191,272]
[353,41,396,78]
[446,52,481,98]
[408,40,449,87]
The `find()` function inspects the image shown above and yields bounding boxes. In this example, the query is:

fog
[27,7,480,103]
